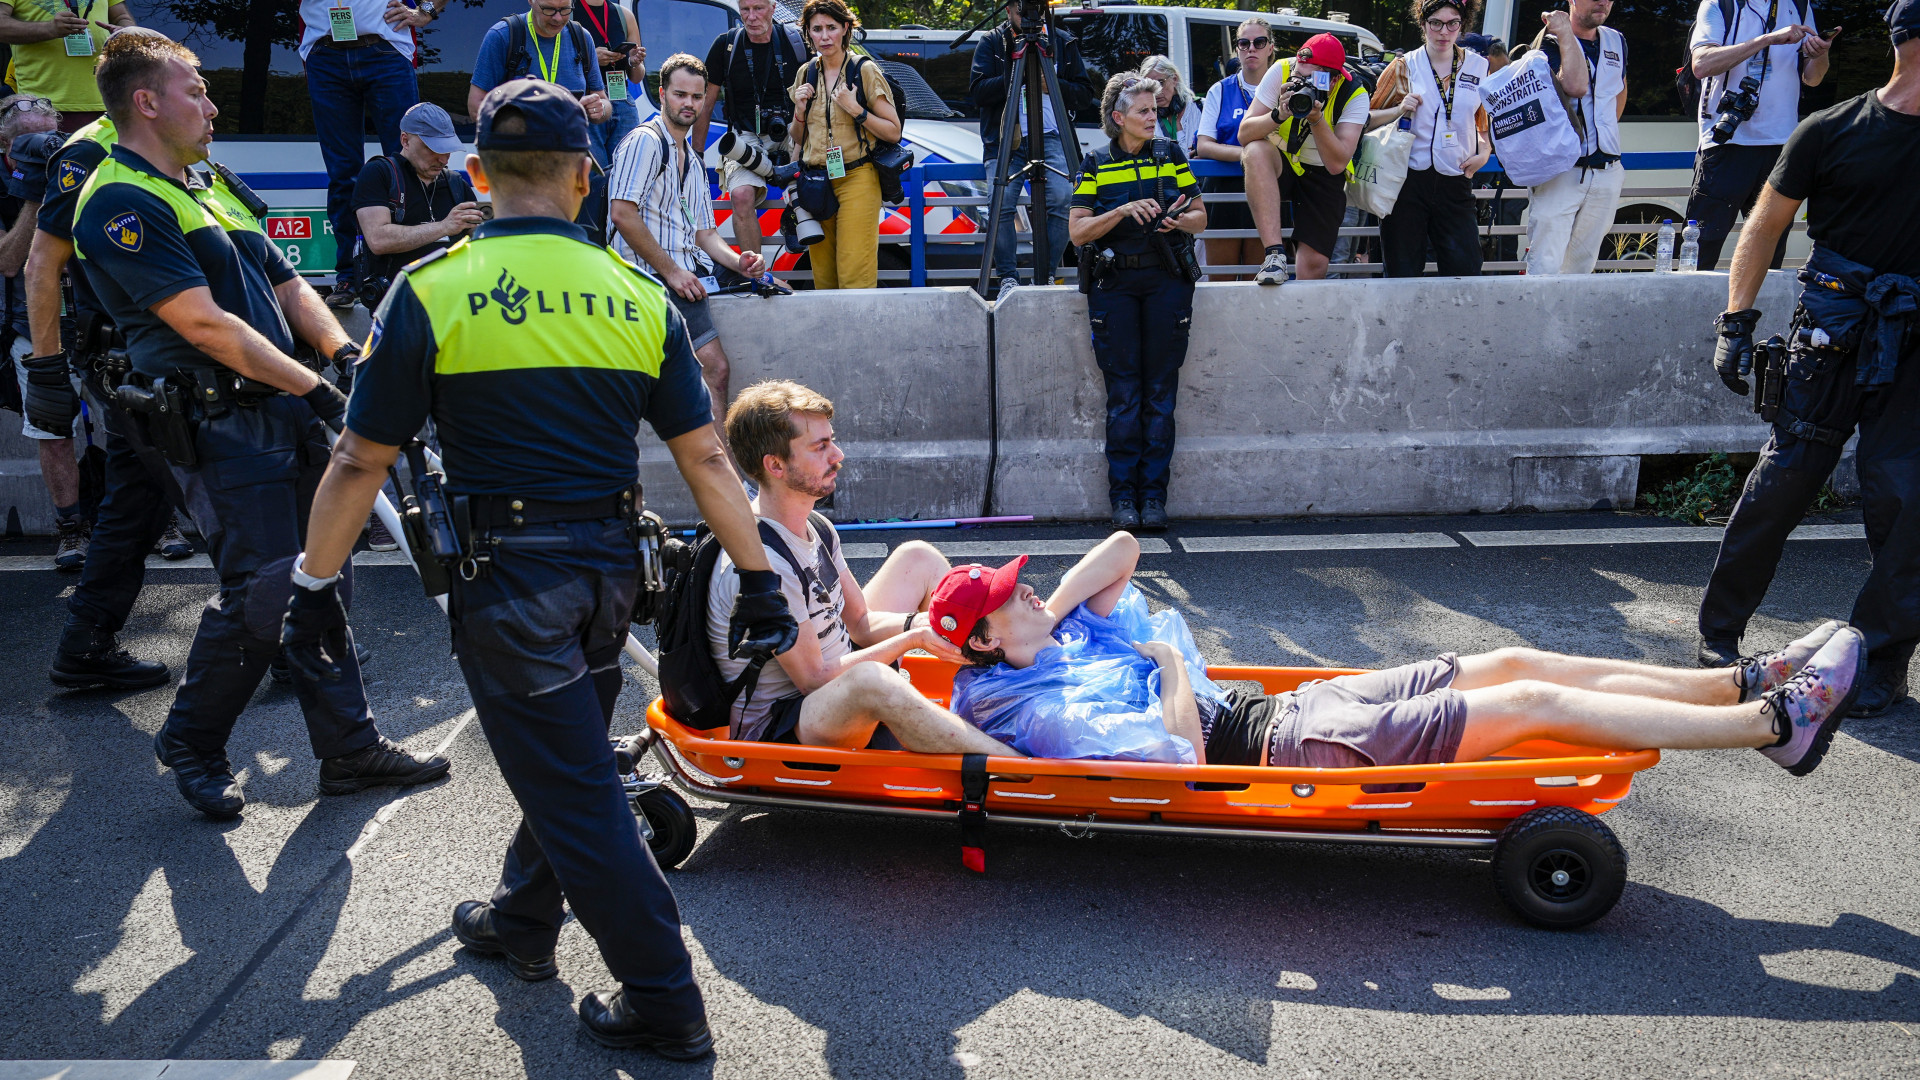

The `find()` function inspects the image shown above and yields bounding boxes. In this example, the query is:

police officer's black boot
[451,900,557,981]
[50,619,171,690]
[152,725,245,819]
[1850,642,1915,718]
[317,735,450,795]
[579,989,714,1059]
[1698,635,1743,669]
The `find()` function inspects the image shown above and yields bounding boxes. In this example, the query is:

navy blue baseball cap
[1892,0,1920,45]
[475,79,590,153]
[7,130,65,202]
[1459,32,1495,56]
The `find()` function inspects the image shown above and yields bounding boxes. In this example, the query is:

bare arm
[1726,183,1800,313]
[610,198,709,302]
[1136,641,1205,764]
[1544,14,1590,99]
[355,204,472,256]
[0,201,39,276]
[300,431,401,579]
[0,4,81,44]
[1192,134,1243,164]
[25,231,69,356]
[276,275,353,358]
[1068,201,1164,246]
[148,287,322,395]
[1692,24,1803,79]
[467,85,486,125]
[1800,29,1831,86]
[772,604,957,693]
[107,2,134,27]
[696,226,762,276]
[1237,103,1279,145]
[666,424,769,572]
[1313,116,1363,175]
[1044,531,1140,622]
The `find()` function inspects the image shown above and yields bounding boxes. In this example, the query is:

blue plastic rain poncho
[949,585,1229,763]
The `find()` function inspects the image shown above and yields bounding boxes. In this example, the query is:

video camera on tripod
[714,130,824,249]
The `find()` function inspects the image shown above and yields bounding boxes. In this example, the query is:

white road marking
[842,543,890,559]
[0,1061,355,1079]
[939,538,1172,557]
[1180,533,1457,553]
[0,550,414,572]
[1460,524,1865,548]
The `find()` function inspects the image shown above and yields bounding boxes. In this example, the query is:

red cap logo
[927,556,1029,650]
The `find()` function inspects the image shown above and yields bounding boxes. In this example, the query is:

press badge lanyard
[526,13,562,84]
[817,60,848,178]
[653,119,698,232]
[1746,0,1782,83]
[329,0,358,43]
[578,1,630,100]
[62,0,94,56]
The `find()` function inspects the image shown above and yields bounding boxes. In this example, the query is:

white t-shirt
[1196,74,1262,145]
[299,0,417,63]
[706,514,854,739]
[1252,62,1371,167]
[1689,0,1816,148]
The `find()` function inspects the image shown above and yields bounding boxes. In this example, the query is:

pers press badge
[607,72,628,101]
[825,145,845,179]
[329,5,358,42]
[64,31,93,57]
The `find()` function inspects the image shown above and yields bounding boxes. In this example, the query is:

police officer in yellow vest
[72,31,449,818]
[1238,32,1370,283]
[286,80,799,1058]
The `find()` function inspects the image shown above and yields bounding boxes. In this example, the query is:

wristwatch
[419,1,439,19]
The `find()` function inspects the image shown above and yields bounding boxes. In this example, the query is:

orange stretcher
[623,657,1660,929]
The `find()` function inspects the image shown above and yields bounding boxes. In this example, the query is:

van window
[862,38,981,120]
[137,0,735,138]
[1187,19,1237,98]
[1054,11,1169,122]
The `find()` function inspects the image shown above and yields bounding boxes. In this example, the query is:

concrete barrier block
[991,270,1797,520]
[636,286,994,524]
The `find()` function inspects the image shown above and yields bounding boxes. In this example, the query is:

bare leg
[1454,646,1740,706]
[1242,141,1285,249]
[1454,680,1775,762]
[730,183,765,262]
[692,338,735,470]
[40,438,78,508]
[1294,243,1331,281]
[797,661,1023,756]
[859,540,950,616]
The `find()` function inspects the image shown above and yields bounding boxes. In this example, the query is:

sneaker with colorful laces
[1759,626,1865,777]
[1735,620,1846,703]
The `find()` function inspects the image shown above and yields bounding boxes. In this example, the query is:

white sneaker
[1255,247,1288,286]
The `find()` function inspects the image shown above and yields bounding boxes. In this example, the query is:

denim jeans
[590,96,643,166]
[987,130,1073,282]
[305,42,418,279]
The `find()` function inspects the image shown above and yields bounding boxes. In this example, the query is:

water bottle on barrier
[1678,220,1700,272]
[1655,220,1675,273]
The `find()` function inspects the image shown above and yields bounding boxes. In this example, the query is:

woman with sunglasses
[1363,0,1492,277]
[1193,19,1277,280]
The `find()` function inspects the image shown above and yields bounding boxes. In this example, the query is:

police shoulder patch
[56,160,86,193]
[104,210,141,252]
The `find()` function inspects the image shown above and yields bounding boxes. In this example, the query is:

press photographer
[695,0,804,266]
[349,103,483,312]
[1070,73,1205,533]
[1238,32,1370,284]
[1685,0,1832,272]
[1698,0,1920,716]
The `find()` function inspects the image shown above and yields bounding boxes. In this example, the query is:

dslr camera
[757,109,789,144]
[1280,70,1331,117]
[714,130,823,248]
[1710,75,1761,144]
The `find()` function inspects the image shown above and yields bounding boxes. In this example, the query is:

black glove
[301,379,350,434]
[729,567,799,661]
[330,341,362,375]
[20,351,77,434]
[1714,308,1761,395]
[281,580,351,682]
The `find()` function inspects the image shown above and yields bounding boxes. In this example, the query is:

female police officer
[1069,72,1206,532]
[284,81,798,1057]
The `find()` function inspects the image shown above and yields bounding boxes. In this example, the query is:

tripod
[961,0,1081,291]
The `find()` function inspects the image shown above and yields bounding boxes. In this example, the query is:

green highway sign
[263,210,337,276]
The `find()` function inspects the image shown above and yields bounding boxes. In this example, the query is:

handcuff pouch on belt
[395,440,461,598]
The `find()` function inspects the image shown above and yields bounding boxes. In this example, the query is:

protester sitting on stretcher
[704,381,1021,758]
[933,532,1864,777]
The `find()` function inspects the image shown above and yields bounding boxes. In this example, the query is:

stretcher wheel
[631,785,697,870]
[1491,806,1627,930]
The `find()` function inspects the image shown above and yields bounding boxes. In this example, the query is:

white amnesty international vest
[1405,46,1490,175]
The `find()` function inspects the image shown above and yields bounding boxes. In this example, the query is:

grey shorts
[1266,654,1467,769]
[667,290,719,351]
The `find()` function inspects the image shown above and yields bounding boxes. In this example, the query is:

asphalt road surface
[3,512,1917,1080]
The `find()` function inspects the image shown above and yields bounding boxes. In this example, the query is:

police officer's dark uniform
[1700,0,1920,715]
[15,117,178,690]
[72,52,447,818]
[318,81,794,1058]
[1072,131,1202,532]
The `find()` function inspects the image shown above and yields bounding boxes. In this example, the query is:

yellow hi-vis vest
[1265,58,1362,178]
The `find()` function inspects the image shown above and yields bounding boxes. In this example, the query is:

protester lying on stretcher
[930,533,1864,777]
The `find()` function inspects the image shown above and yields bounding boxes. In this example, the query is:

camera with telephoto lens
[1710,75,1761,144]
[1281,74,1327,117]
[714,130,823,247]
[759,111,789,143]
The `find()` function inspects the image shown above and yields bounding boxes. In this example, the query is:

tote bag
[1346,123,1414,217]
[1477,50,1581,187]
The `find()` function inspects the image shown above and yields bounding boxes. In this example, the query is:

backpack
[1673,0,1808,113]
[724,20,805,123]
[804,52,911,136]
[653,511,840,737]
[502,16,597,89]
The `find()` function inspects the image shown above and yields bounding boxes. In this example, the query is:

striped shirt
[608,118,714,274]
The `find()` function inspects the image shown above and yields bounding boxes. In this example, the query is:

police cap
[7,130,64,202]
[1892,0,1920,46]
[476,80,590,153]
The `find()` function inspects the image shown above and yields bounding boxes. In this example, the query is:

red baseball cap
[1296,32,1347,71]
[928,556,1029,650]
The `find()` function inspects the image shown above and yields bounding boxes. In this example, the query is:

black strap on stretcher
[958,753,989,874]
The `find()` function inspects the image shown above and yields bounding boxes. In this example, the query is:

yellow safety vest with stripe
[397,232,669,379]
[73,154,266,259]
[1265,58,1362,178]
